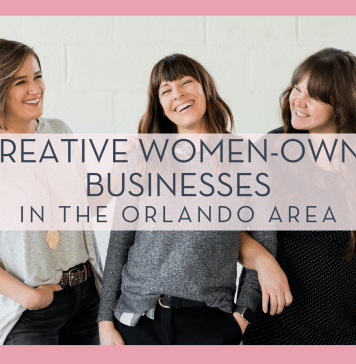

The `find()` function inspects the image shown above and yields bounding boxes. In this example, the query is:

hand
[99,321,125,345]
[25,284,63,310]
[256,256,293,315]
[113,136,140,172]
[233,312,248,334]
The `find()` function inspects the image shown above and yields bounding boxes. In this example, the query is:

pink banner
[0,0,355,15]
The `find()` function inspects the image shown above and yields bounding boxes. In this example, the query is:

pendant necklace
[44,140,59,251]
[1,119,60,250]
[46,229,59,251]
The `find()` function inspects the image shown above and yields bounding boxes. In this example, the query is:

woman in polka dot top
[241,48,356,345]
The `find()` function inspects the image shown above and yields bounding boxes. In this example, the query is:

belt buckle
[158,297,170,309]
[68,267,81,287]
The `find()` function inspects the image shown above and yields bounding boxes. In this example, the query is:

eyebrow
[13,70,42,82]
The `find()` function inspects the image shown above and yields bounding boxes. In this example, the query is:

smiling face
[158,75,207,133]
[4,54,45,126]
[290,75,336,134]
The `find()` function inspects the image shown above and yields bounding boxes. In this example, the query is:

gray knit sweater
[97,146,277,324]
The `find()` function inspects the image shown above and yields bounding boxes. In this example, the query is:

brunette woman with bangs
[137,55,232,134]
[98,54,291,345]
[242,48,356,345]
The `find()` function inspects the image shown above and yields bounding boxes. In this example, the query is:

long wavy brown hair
[0,39,41,126]
[138,54,234,134]
[280,48,356,134]
[280,48,356,262]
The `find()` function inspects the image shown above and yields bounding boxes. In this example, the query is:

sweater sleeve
[97,230,136,322]
[97,147,141,322]
[235,230,278,312]
[235,135,278,312]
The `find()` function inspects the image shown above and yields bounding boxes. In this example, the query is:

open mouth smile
[295,110,310,118]
[24,97,40,106]
[175,100,194,113]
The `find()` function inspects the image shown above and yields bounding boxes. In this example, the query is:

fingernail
[130,143,135,148]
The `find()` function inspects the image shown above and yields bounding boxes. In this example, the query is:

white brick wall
[0,17,22,40]
[207,17,298,46]
[67,45,162,92]
[22,17,113,45]
[1,16,355,134]
[114,17,205,45]
[299,17,356,47]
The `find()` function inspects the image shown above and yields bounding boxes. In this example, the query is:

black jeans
[4,275,100,345]
[115,304,242,345]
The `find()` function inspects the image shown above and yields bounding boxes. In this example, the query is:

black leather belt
[158,295,207,309]
[59,261,93,288]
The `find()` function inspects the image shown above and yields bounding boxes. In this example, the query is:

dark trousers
[115,304,242,345]
[4,276,100,345]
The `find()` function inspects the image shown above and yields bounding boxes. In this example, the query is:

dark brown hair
[0,39,41,123]
[280,48,356,262]
[280,47,356,134]
[138,54,234,134]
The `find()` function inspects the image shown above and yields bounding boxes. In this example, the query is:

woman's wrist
[21,286,37,309]
[99,320,115,328]
[254,253,276,274]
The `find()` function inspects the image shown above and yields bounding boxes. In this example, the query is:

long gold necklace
[1,120,59,251]
[42,127,60,251]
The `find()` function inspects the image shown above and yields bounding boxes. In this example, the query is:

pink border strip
[1,346,353,363]
[0,0,355,15]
